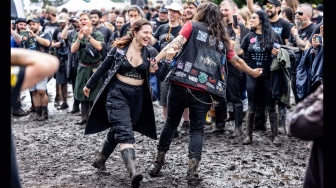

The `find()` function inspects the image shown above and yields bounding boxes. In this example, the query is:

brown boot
[148,151,166,177]
[186,158,201,185]
[121,148,143,187]
[242,110,255,145]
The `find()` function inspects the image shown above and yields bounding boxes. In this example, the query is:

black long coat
[84,44,158,140]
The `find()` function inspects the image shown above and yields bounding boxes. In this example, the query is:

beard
[295,19,303,30]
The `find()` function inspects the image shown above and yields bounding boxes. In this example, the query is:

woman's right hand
[83,86,90,97]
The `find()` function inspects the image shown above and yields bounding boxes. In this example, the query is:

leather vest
[169,21,227,98]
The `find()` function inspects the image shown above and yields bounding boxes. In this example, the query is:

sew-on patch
[175,71,187,78]
[184,62,193,72]
[188,75,198,82]
[198,72,208,83]
[196,30,208,42]
[177,60,184,69]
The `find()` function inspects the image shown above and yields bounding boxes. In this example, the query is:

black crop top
[117,59,146,80]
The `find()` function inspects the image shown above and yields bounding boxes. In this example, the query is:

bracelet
[150,58,157,67]
[87,36,92,41]
[235,37,241,40]
[165,59,172,65]
[76,38,81,43]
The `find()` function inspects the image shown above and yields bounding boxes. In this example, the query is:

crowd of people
[11,0,323,187]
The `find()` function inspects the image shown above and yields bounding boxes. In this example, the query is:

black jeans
[227,74,243,108]
[157,83,211,161]
[106,78,144,144]
[246,75,276,113]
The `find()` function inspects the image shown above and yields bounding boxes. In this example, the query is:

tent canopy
[57,0,91,12]
[11,0,25,20]
[86,0,126,10]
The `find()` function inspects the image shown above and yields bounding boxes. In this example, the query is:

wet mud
[12,79,310,188]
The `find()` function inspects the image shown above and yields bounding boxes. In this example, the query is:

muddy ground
[12,79,310,188]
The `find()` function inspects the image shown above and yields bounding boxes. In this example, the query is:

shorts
[55,67,68,85]
[159,81,170,106]
[29,77,48,92]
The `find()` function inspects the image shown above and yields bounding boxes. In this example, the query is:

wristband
[87,36,92,41]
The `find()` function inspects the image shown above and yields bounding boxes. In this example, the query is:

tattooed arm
[154,35,187,62]
[228,53,262,78]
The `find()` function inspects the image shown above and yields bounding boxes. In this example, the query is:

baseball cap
[15,17,26,24]
[262,0,281,7]
[159,5,168,13]
[185,0,201,7]
[46,6,58,15]
[27,17,40,24]
[166,3,183,15]
[58,12,69,23]
[316,4,323,11]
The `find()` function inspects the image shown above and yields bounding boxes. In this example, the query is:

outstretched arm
[11,48,59,91]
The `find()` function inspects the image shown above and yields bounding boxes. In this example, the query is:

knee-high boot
[186,158,201,185]
[148,151,166,177]
[269,112,281,146]
[278,105,287,134]
[92,139,118,171]
[231,105,243,137]
[121,148,143,187]
[242,110,255,145]
[75,101,89,125]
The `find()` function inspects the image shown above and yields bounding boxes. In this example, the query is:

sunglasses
[263,4,274,9]
[295,11,304,16]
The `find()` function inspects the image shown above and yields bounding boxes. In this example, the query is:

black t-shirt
[42,22,60,39]
[53,27,68,45]
[311,15,323,25]
[119,22,131,38]
[270,18,292,44]
[150,19,169,33]
[289,23,316,47]
[226,22,250,76]
[240,32,283,76]
[153,23,182,51]
[96,25,113,45]
[20,31,52,53]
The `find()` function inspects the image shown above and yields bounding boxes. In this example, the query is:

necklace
[129,43,142,62]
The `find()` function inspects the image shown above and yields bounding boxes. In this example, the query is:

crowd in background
[11,0,323,187]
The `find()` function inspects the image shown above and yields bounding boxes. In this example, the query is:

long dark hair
[112,19,152,49]
[253,10,276,50]
[194,2,231,52]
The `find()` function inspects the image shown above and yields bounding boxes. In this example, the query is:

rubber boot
[75,102,89,125]
[269,112,281,146]
[278,105,287,134]
[68,100,80,114]
[211,100,226,133]
[242,111,255,145]
[120,148,143,188]
[42,106,48,120]
[254,104,267,131]
[186,158,201,185]
[37,106,48,121]
[35,106,42,120]
[148,151,166,177]
[92,139,118,172]
[231,105,243,137]
[227,111,235,121]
